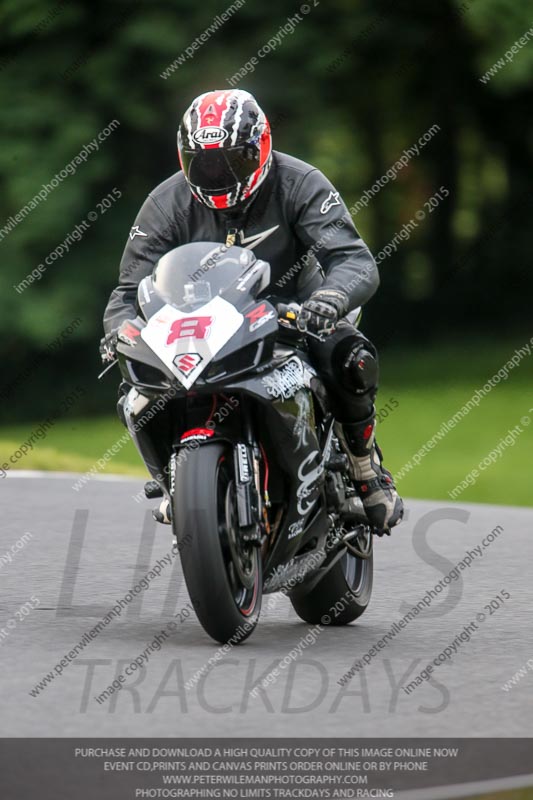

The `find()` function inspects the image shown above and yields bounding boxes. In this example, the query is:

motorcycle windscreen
[140,296,244,389]
[152,242,256,310]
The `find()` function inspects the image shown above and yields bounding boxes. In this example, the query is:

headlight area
[204,340,266,383]
[124,358,174,391]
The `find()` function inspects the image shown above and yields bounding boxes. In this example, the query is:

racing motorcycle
[110,242,374,644]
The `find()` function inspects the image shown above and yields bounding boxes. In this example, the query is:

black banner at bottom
[1,738,532,800]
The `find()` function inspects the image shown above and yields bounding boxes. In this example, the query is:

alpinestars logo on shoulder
[320,191,341,215]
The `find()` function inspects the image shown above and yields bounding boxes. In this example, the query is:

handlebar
[276,302,328,341]
[276,302,301,323]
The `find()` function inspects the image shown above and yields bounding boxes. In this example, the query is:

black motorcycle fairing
[119,253,277,391]
[115,301,278,393]
[199,298,279,385]
[262,543,329,594]
[118,342,175,392]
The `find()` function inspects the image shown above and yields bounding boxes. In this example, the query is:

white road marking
[4,470,141,482]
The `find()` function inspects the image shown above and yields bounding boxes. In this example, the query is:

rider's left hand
[297,289,349,335]
[99,330,119,364]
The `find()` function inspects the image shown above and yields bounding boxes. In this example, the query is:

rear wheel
[173,443,262,644]
[289,528,373,625]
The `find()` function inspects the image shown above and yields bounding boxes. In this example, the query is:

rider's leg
[118,383,172,524]
[308,322,403,533]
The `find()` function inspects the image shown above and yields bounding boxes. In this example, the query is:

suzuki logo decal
[174,352,203,375]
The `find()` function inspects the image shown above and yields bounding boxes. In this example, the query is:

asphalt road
[1,472,532,738]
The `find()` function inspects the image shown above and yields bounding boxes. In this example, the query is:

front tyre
[173,443,262,644]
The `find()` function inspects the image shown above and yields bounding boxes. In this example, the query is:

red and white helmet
[178,89,272,210]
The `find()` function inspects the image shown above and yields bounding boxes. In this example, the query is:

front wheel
[289,528,373,625]
[173,443,262,644]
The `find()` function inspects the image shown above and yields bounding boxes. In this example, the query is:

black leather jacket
[103,150,379,333]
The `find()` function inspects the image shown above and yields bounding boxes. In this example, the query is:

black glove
[297,289,349,334]
[99,330,119,364]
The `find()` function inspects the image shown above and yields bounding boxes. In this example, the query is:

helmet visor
[181,145,260,193]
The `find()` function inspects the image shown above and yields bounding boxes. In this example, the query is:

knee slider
[340,344,378,395]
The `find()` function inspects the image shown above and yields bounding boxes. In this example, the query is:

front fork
[233,400,265,545]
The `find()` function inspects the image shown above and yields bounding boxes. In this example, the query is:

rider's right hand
[297,289,349,335]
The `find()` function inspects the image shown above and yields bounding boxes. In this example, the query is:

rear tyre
[289,529,373,625]
[173,443,262,644]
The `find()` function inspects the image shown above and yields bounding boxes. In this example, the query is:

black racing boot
[336,412,404,533]
[144,480,163,499]
[152,499,172,525]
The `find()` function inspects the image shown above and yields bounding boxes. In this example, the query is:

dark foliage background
[1,0,531,420]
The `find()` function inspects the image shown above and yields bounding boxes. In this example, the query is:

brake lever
[303,328,329,342]
[98,359,118,379]
[276,303,332,342]
[278,317,329,342]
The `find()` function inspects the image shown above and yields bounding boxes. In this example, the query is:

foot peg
[325,453,349,472]
[145,480,163,499]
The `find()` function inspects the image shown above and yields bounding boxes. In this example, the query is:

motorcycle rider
[101,89,403,534]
